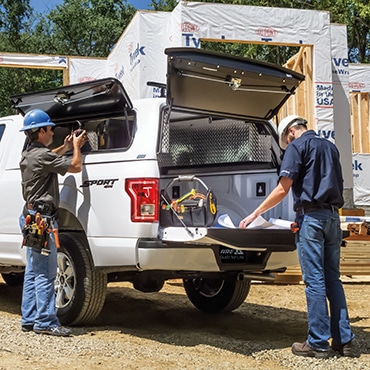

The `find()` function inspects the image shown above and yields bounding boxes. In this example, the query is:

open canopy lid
[165,47,305,120]
[10,78,133,123]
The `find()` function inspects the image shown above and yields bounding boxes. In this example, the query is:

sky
[29,0,151,14]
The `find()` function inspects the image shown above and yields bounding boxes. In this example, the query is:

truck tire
[183,276,251,313]
[1,272,24,286]
[56,232,107,325]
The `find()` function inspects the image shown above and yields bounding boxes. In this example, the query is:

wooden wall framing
[350,92,370,153]
[283,48,370,156]
[0,52,70,85]
[279,45,314,129]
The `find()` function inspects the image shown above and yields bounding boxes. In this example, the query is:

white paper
[268,218,293,229]
[217,214,236,228]
[246,216,292,230]
[246,216,273,229]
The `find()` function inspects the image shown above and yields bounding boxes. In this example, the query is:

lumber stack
[274,219,370,283]
[339,236,370,276]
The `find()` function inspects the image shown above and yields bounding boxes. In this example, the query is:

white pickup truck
[0,48,303,325]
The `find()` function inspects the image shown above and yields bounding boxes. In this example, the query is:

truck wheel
[56,232,107,325]
[183,276,251,313]
[1,272,24,286]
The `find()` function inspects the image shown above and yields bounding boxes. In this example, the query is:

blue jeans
[20,214,60,330]
[296,209,354,350]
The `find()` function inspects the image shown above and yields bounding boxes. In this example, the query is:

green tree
[0,0,50,116]
[45,0,136,57]
[0,0,136,116]
[0,0,31,51]
[345,1,370,62]
[150,0,178,11]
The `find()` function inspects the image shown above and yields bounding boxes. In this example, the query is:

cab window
[50,113,137,153]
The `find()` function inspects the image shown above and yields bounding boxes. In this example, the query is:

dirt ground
[1,276,370,369]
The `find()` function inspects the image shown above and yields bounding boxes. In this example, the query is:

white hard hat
[277,115,307,149]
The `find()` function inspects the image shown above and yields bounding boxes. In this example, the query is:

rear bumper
[137,227,297,272]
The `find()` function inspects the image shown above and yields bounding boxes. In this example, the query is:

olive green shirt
[20,142,71,214]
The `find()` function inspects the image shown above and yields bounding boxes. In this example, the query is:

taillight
[125,178,159,222]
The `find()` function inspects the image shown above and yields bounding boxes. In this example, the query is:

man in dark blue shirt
[239,115,354,358]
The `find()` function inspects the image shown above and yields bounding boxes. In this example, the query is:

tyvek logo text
[353,159,363,179]
[115,65,125,80]
[182,33,201,48]
[129,43,146,72]
[332,57,349,76]
[317,130,335,140]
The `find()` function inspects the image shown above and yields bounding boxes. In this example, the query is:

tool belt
[23,202,57,218]
[22,210,59,256]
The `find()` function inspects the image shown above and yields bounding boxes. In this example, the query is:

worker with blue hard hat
[19,108,87,337]
[20,109,56,132]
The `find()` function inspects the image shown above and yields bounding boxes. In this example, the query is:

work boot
[34,325,72,337]
[21,324,34,332]
[331,340,353,357]
[291,341,329,359]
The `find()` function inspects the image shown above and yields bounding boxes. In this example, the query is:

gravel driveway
[1,276,370,369]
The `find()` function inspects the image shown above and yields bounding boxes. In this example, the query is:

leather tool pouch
[22,213,51,252]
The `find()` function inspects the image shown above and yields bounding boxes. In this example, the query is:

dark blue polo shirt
[279,130,344,211]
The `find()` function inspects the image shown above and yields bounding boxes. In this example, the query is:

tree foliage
[0,0,42,116]
[46,0,136,57]
[0,0,31,50]
[0,0,136,116]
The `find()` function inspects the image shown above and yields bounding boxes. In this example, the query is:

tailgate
[202,228,295,251]
[161,227,296,252]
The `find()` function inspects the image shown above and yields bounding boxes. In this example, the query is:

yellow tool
[209,193,217,215]
[175,189,197,204]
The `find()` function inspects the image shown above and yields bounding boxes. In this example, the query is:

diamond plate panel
[159,118,273,167]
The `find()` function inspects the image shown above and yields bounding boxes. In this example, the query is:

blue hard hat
[20,109,56,132]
